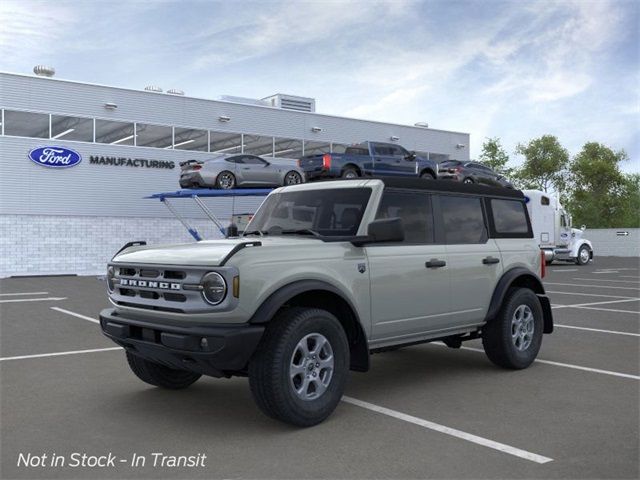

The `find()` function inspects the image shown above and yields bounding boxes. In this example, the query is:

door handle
[242,167,250,170]
[426,259,446,268]
[482,256,500,265]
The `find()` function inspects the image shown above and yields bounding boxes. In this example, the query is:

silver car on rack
[179,154,305,189]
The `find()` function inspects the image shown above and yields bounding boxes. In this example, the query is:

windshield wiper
[243,230,266,237]
[280,229,322,238]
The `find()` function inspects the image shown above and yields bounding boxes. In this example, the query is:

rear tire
[216,171,236,189]
[248,307,349,427]
[283,170,303,186]
[420,171,436,180]
[126,352,201,389]
[482,288,543,369]
[341,167,359,179]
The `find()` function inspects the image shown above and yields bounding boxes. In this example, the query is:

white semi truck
[523,190,593,265]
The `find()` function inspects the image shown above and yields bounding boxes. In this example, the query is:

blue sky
[1,0,638,172]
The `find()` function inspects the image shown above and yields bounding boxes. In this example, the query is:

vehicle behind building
[438,160,514,188]
[298,141,438,181]
[100,178,553,427]
[524,190,593,265]
[179,154,304,189]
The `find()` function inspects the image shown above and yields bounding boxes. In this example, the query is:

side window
[225,156,244,164]
[242,155,267,165]
[491,199,529,234]
[541,196,550,206]
[440,195,487,244]
[375,190,434,244]
[373,144,392,156]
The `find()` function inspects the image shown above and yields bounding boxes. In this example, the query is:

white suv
[100,178,553,426]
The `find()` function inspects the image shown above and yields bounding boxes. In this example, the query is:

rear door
[437,194,502,327]
[367,189,452,343]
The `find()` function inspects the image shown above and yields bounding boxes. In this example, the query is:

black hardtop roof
[376,177,525,199]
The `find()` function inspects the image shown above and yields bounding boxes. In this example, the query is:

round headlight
[106,266,115,293]
[201,272,227,305]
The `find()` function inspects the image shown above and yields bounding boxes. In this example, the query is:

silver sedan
[179,154,305,189]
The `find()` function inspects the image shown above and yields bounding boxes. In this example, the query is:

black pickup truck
[298,141,439,181]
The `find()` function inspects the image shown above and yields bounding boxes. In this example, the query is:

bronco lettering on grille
[120,279,181,290]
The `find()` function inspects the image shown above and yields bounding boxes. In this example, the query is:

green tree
[514,135,569,193]
[479,137,511,175]
[566,142,635,228]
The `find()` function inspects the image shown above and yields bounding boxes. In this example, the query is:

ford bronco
[100,178,553,426]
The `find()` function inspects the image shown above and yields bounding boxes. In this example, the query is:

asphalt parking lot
[1,257,638,479]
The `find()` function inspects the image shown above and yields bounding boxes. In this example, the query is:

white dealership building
[0,69,470,277]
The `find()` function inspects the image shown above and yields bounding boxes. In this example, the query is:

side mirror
[352,218,404,246]
[581,224,586,231]
[405,151,416,161]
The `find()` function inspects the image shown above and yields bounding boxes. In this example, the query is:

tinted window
[440,195,487,244]
[136,123,173,148]
[541,196,550,206]
[491,199,529,234]
[225,156,244,164]
[376,190,434,244]
[242,156,266,165]
[4,110,49,138]
[373,144,393,155]
[246,188,371,237]
[95,119,135,145]
[51,114,93,142]
[345,147,369,155]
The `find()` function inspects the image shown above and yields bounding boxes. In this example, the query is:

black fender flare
[249,280,370,371]
[485,267,554,334]
[419,168,436,179]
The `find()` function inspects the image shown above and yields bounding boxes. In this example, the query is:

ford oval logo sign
[28,146,82,168]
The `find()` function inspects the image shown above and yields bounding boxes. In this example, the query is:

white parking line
[342,396,553,464]
[546,291,636,299]
[545,282,640,291]
[572,278,640,285]
[0,292,49,296]
[593,271,620,274]
[551,298,640,309]
[570,306,639,315]
[0,347,122,362]
[621,275,640,279]
[51,307,99,324]
[0,297,67,304]
[555,324,640,337]
[550,269,578,273]
[444,345,640,380]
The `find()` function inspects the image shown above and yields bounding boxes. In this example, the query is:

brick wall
[0,215,225,277]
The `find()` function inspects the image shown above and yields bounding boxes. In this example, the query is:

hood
[112,236,322,266]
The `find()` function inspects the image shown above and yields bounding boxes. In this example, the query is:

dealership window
[173,127,208,151]
[429,153,450,163]
[376,190,434,244]
[136,123,173,148]
[304,141,330,156]
[273,137,303,159]
[95,119,135,145]
[210,131,243,154]
[440,195,487,244]
[491,199,529,234]
[4,110,49,138]
[50,114,93,142]
[244,135,274,156]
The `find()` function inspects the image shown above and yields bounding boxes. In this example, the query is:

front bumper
[100,308,264,377]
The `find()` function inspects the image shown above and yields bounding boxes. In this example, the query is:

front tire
[420,171,436,180]
[126,352,201,389]
[248,307,349,427]
[216,171,236,189]
[482,288,543,369]
[576,245,591,265]
[463,177,474,184]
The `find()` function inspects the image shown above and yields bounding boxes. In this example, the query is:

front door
[367,189,452,344]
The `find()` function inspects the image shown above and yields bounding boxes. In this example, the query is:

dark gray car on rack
[438,160,514,188]
[180,154,305,189]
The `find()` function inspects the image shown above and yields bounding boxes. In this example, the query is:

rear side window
[440,195,487,244]
[489,199,532,238]
[376,190,434,244]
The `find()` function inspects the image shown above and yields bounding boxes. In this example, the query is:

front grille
[109,263,236,314]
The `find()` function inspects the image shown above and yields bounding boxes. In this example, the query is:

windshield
[245,188,372,237]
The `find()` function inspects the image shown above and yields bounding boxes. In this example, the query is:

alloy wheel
[511,304,534,351]
[289,333,334,401]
